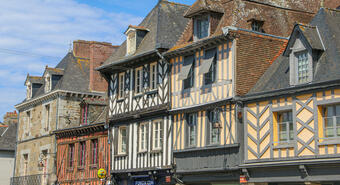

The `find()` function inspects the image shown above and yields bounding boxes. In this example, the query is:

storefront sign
[240,175,248,183]
[97,168,107,179]
[135,181,154,185]
[165,176,171,183]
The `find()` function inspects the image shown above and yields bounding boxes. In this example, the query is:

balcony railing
[10,174,49,185]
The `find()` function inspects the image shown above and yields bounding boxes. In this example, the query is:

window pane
[289,122,294,140]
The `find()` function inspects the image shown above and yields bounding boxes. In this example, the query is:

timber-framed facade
[97,1,190,185]
[242,8,340,185]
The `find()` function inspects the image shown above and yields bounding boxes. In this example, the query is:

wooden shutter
[114,127,118,155]
[184,115,189,148]
[126,125,130,154]
[161,120,164,150]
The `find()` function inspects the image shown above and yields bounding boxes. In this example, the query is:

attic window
[250,20,264,33]
[194,15,209,40]
[45,75,51,93]
[126,30,136,55]
[26,83,31,99]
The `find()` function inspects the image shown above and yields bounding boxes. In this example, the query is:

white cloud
[0,0,143,121]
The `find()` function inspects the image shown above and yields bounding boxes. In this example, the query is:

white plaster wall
[0,151,15,185]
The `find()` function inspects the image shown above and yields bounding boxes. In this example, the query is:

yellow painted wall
[170,40,233,110]
[172,104,236,150]
[245,88,340,161]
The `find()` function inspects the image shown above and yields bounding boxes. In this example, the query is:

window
[135,68,143,94]
[208,111,220,145]
[25,111,31,136]
[44,104,50,131]
[127,31,136,55]
[296,51,309,83]
[118,73,125,99]
[23,154,28,176]
[195,16,209,40]
[277,111,293,142]
[251,20,264,32]
[119,127,127,154]
[186,113,197,147]
[68,144,75,168]
[183,60,195,89]
[78,141,86,167]
[26,83,31,99]
[203,48,217,85]
[139,123,148,152]
[91,139,98,165]
[153,121,163,150]
[81,104,89,125]
[322,104,340,138]
[150,63,157,90]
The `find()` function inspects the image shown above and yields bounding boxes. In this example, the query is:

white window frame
[118,126,127,154]
[139,123,148,152]
[135,67,143,94]
[152,120,162,150]
[150,63,157,90]
[322,104,340,138]
[277,111,293,143]
[194,15,210,41]
[296,51,309,84]
[118,73,125,99]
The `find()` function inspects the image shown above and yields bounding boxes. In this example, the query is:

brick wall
[73,40,118,93]
[235,31,288,96]
[89,42,117,92]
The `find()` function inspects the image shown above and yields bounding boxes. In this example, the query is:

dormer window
[45,75,51,93]
[296,51,309,83]
[250,19,264,33]
[126,30,136,55]
[26,83,31,100]
[194,15,209,40]
[125,25,149,56]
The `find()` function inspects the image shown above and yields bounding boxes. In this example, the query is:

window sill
[89,164,98,169]
[146,89,158,95]
[66,168,74,172]
[137,150,148,154]
[77,166,85,171]
[115,153,128,157]
[273,142,295,149]
[133,94,143,98]
[150,149,162,154]
[318,138,340,146]
[174,143,239,153]
[117,98,124,103]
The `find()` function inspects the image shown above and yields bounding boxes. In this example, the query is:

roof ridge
[161,0,190,7]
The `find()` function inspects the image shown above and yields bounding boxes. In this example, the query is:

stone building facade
[13,41,117,185]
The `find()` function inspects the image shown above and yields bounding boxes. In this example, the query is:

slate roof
[174,0,319,47]
[99,0,189,69]
[20,51,100,104]
[184,0,224,18]
[0,123,17,151]
[249,8,340,95]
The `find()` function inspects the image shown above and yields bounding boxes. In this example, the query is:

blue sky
[0,0,196,121]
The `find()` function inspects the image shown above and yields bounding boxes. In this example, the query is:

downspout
[54,92,60,184]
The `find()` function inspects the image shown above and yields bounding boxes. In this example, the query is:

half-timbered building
[163,0,331,184]
[97,1,189,185]
[242,8,340,185]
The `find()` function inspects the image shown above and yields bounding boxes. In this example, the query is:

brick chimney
[72,40,118,92]
[89,41,118,92]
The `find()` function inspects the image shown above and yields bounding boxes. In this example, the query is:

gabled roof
[0,123,17,151]
[43,66,64,77]
[24,75,43,85]
[249,8,340,95]
[99,0,189,70]
[184,0,224,18]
